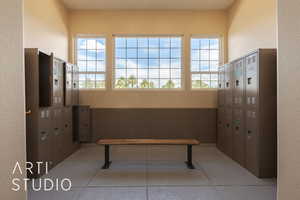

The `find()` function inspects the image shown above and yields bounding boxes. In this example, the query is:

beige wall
[24,0,69,61]
[227,0,277,61]
[0,0,27,199]
[69,10,228,108]
[277,0,300,199]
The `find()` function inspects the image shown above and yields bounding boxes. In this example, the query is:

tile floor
[28,144,277,200]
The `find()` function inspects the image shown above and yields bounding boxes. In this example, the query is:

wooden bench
[97,139,200,170]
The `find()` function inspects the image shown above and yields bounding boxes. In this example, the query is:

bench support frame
[102,145,112,169]
[101,144,195,170]
[185,144,195,169]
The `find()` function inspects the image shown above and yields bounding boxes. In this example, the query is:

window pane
[96,50,105,60]
[87,39,96,49]
[78,39,87,49]
[116,38,126,48]
[116,59,126,68]
[210,39,219,49]
[200,39,209,49]
[127,59,137,68]
[149,49,159,58]
[138,68,148,79]
[200,50,209,60]
[149,38,159,48]
[210,50,219,61]
[138,59,148,68]
[191,61,200,72]
[116,49,126,58]
[160,59,170,68]
[115,69,126,79]
[114,36,182,89]
[87,61,96,72]
[138,38,148,48]
[171,38,181,48]
[160,38,170,48]
[127,48,137,58]
[77,50,86,60]
[191,50,200,60]
[138,48,148,58]
[96,39,105,49]
[191,39,200,49]
[171,49,181,58]
[200,61,210,71]
[160,49,170,58]
[171,59,181,69]
[127,38,137,48]
[149,59,159,68]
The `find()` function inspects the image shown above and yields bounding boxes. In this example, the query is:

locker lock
[235,126,239,131]
[226,123,230,128]
[226,82,229,88]
[247,130,252,136]
[235,80,240,86]
[247,78,252,85]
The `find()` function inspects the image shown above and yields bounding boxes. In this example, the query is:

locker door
[245,109,259,176]
[62,107,73,157]
[53,58,64,107]
[52,108,64,165]
[37,108,52,176]
[217,107,226,152]
[233,58,245,107]
[232,108,245,166]
[72,65,79,105]
[218,66,225,107]
[245,53,258,109]
[64,63,73,106]
[224,108,233,157]
[224,64,233,107]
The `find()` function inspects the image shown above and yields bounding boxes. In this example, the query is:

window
[76,37,106,89]
[113,36,183,89]
[191,38,220,89]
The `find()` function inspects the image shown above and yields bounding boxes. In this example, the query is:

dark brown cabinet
[73,106,92,142]
[25,48,80,178]
[217,49,277,178]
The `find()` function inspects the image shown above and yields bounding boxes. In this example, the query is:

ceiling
[61,0,235,10]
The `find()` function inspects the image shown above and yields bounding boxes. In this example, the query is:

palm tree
[127,75,137,88]
[140,79,150,88]
[162,80,175,89]
[115,77,128,88]
[192,80,209,88]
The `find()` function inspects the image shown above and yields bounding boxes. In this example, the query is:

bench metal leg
[185,144,195,169]
[102,145,112,169]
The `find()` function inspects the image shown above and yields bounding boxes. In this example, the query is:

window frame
[75,35,107,90]
[190,35,223,90]
[112,34,185,91]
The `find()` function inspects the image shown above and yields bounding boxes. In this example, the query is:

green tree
[115,77,128,88]
[140,79,150,88]
[127,75,137,88]
[192,80,209,88]
[162,80,175,89]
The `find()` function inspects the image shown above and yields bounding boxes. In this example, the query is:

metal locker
[224,108,233,157]
[233,58,245,107]
[218,66,225,107]
[224,63,233,107]
[245,109,259,176]
[217,107,226,152]
[232,108,245,166]
[245,53,258,109]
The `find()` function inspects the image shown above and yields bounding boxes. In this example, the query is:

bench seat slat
[97,139,200,145]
